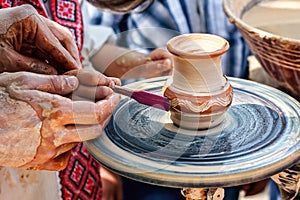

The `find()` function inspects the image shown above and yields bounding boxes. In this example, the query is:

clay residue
[0,87,42,167]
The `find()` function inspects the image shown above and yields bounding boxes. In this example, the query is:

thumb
[33,75,79,95]
[0,72,79,95]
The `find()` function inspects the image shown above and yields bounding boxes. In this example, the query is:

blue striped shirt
[89,0,251,78]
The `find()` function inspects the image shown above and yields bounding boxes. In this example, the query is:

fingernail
[163,58,172,66]
[157,64,163,69]
[46,68,58,75]
[109,81,115,88]
[65,76,78,89]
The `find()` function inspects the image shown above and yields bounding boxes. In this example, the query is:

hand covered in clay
[0,5,81,75]
[65,69,121,101]
[0,71,120,171]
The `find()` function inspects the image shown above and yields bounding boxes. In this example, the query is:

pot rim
[167,33,230,59]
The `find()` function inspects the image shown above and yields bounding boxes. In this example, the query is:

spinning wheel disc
[85,77,300,188]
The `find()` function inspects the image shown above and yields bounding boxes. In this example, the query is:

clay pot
[163,34,233,129]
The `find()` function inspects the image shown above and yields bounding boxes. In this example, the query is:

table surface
[85,76,300,188]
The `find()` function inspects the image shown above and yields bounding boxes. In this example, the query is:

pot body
[164,34,233,129]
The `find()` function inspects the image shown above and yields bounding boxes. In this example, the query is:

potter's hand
[0,72,120,171]
[118,47,173,79]
[0,5,81,75]
[65,69,121,101]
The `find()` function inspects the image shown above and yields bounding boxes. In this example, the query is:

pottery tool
[113,85,171,111]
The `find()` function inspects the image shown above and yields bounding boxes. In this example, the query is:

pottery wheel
[85,77,300,188]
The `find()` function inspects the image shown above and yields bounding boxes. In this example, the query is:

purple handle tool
[113,85,171,111]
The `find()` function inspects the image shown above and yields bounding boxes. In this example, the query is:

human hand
[0,71,120,171]
[94,44,173,79]
[0,5,81,75]
[100,167,123,200]
[147,47,173,76]
[65,69,121,101]
[119,47,173,80]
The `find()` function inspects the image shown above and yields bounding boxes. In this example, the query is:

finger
[34,75,79,95]
[34,48,70,74]
[70,94,121,125]
[121,62,172,79]
[70,93,114,103]
[24,150,71,171]
[54,125,104,146]
[148,60,173,75]
[9,83,120,125]
[19,43,39,55]
[33,15,81,72]
[100,114,114,134]
[108,77,122,87]
[71,94,92,101]
[77,69,114,86]
[63,69,79,76]
[153,59,173,69]
[11,73,79,95]
[0,45,57,74]
[44,18,81,69]
[149,47,172,60]
[4,73,79,119]
[66,70,122,88]
[75,84,113,100]
[65,69,114,87]
[115,51,150,68]
[54,143,78,157]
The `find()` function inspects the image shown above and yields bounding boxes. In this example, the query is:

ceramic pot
[163,33,233,129]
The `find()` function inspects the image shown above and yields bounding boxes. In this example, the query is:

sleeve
[80,0,117,69]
